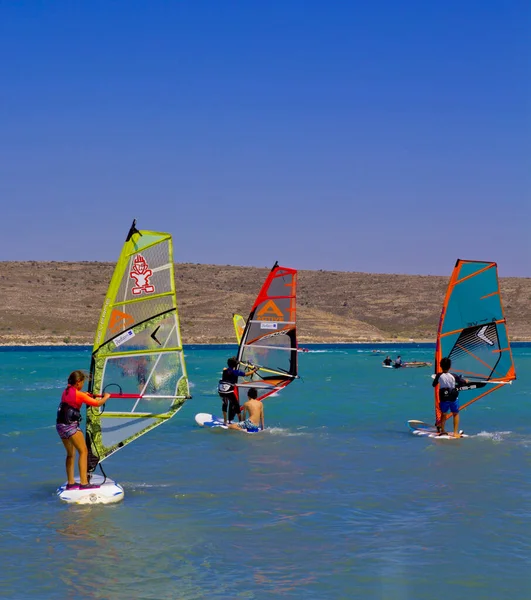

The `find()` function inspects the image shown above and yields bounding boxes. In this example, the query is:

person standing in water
[432,357,468,437]
[56,370,110,489]
[228,387,264,433]
[218,357,257,425]
[383,356,393,366]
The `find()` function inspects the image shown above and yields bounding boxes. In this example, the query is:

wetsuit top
[221,368,246,384]
[383,358,392,365]
[57,385,100,425]
[432,372,467,402]
[218,367,247,396]
[61,385,100,409]
[432,372,466,389]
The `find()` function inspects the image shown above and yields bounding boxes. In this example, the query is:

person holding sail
[432,357,468,437]
[218,357,257,425]
[56,370,110,489]
[228,387,264,433]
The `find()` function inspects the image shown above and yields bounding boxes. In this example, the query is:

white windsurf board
[408,420,468,439]
[56,474,124,505]
[194,413,262,434]
[195,412,228,429]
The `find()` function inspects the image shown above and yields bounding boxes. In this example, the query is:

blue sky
[1,1,529,275]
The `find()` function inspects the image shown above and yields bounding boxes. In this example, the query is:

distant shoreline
[1,341,530,350]
[0,339,433,347]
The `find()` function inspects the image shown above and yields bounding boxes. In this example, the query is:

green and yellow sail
[86,221,190,472]
[233,313,246,344]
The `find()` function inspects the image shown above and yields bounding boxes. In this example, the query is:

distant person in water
[56,370,110,489]
[228,387,264,433]
[394,356,403,368]
[432,357,468,437]
[218,357,257,425]
[383,356,393,366]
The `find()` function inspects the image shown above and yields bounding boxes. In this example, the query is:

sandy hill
[0,262,529,345]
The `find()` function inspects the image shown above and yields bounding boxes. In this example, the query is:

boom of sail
[86,221,190,472]
[434,259,516,423]
[236,262,298,402]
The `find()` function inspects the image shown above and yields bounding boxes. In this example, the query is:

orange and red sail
[236,262,298,402]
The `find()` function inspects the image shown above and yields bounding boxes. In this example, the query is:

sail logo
[130,254,155,295]
[109,309,135,334]
[477,325,494,346]
[113,329,135,347]
[260,322,278,330]
[256,300,283,322]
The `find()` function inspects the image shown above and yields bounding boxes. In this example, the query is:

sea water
[1,344,531,600]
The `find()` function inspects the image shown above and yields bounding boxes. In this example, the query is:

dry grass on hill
[0,262,529,345]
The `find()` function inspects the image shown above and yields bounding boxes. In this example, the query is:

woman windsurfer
[56,370,110,489]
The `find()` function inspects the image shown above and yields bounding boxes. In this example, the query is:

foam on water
[475,430,513,441]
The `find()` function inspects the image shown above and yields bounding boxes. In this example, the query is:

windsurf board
[407,420,468,439]
[56,474,124,505]
[195,412,228,429]
[195,413,262,434]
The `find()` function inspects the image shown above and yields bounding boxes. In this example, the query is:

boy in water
[218,357,257,425]
[383,356,393,366]
[228,388,264,433]
[432,357,468,437]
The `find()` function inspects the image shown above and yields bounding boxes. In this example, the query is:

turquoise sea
[1,344,531,600]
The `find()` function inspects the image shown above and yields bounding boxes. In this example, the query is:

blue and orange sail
[434,259,516,423]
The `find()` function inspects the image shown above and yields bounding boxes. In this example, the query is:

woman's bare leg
[69,430,89,485]
[61,438,76,484]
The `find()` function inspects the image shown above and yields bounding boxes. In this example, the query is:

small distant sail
[233,313,246,345]
[236,262,298,401]
[86,220,190,472]
[434,259,516,423]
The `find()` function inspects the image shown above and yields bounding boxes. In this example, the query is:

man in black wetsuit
[383,356,393,366]
[218,357,257,425]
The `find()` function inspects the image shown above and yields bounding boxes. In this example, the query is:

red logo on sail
[130,254,155,295]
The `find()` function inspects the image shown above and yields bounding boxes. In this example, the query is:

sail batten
[86,222,190,472]
[434,259,515,423]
